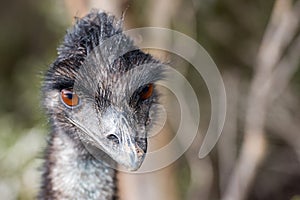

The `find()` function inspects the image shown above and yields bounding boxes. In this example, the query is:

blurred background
[0,0,300,199]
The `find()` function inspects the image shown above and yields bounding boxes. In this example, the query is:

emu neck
[40,129,117,200]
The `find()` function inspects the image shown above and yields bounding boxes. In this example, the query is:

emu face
[43,15,163,171]
[66,47,162,171]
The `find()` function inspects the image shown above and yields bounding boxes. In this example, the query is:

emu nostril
[107,134,120,144]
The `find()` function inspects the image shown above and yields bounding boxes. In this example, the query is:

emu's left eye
[60,89,79,107]
[139,83,153,100]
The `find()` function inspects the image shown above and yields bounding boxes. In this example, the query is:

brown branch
[222,0,300,199]
[63,0,125,21]
[89,0,123,16]
[64,0,90,20]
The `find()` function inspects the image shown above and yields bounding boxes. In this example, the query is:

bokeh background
[0,0,300,199]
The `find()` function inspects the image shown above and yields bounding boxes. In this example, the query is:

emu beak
[117,133,146,171]
[98,108,147,171]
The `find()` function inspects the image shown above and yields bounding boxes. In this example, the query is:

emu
[40,10,162,200]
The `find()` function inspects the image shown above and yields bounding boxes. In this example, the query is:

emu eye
[60,89,79,107]
[140,83,153,100]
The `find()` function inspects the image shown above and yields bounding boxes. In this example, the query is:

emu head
[43,11,163,171]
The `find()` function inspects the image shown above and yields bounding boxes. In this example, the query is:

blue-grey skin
[40,10,163,200]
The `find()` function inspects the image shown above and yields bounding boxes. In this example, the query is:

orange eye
[140,84,153,100]
[61,89,79,107]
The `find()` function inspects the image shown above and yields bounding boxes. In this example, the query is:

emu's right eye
[60,89,79,107]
